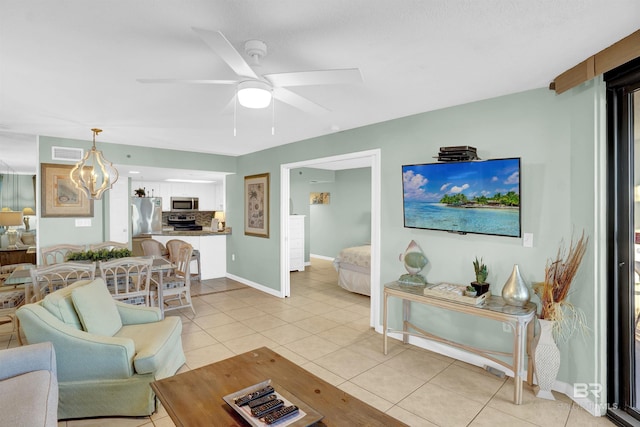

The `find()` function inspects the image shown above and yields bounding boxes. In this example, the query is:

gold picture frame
[244,173,269,238]
[41,163,94,217]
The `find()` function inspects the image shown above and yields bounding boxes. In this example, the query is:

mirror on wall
[0,131,37,211]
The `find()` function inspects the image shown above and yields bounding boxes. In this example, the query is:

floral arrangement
[67,248,132,262]
[533,230,589,342]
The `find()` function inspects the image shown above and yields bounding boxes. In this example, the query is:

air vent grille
[51,146,84,162]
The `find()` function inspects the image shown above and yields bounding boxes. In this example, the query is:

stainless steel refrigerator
[131,197,163,236]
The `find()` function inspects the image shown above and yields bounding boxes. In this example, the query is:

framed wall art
[310,192,330,205]
[244,173,270,238]
[41,163,94,217]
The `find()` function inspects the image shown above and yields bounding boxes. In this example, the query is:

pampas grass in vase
[533,230,589,343]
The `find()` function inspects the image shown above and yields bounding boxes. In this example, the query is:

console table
[383,281,536,405]
[0,248,36,266]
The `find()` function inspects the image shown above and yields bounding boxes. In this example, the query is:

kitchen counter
[140,230,230,280]
[139,228,231,237]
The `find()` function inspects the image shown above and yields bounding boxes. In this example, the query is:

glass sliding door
[607,59,640,426]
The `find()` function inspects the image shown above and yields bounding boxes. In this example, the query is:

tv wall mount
[435,145,479,162]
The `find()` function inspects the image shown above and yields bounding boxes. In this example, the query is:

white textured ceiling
[1,1,639,171]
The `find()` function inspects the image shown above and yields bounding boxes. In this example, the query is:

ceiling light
[237,80,272,109]
[129,171,141,174]
[70,128,119,200]
[165,178,214,184]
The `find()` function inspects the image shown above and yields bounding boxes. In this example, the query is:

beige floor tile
[178,320,203,334]
[398,382,484,427]
[205,321,256,342]
[240,315,289,333]
[314,347,380,380]
[270,307,315,323]
[184,343,235,369]
[206,298,250,311]
[565,403,617,426]
[295,315,341,334]
[430,363,506,404]
[338,381,394,413]
[470,406,538,426]
[284,335,341,361]
[382,346,452,381]
[259,324,311,345]
[150,403,168,421]
[347,334,408,363]
[191,312,236,329]
[317,325,371,347]
[385,406,438,426]
[351,363,426,403]
[151,416,176,427]
[319,308,364,323]
[224,306,267,322]
[180,330,218,352]
[487,379,572,427]
[222,332,278,355]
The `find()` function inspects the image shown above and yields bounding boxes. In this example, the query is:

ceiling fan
[138,28,362,115]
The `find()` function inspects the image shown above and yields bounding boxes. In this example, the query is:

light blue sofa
[0,341,58,426]
[16,278,185,419]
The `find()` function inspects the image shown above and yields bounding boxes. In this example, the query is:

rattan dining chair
[40,244,85,266]
[166,239,201,281]
[152,243,195,315]
[0,263,33,345]
[140,239,169,258]
[29,262,97,303]
[98,257,153,306]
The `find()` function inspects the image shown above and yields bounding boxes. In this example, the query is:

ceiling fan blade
[137,78,237,85]
[265,68,362,87]
[273,87,329,115]
[192,28,259,80]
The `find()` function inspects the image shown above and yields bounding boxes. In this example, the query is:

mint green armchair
[16,278,185,420]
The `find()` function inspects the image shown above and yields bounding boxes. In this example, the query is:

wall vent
[51,146,84,162]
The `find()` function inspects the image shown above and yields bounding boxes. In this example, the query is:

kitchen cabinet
[132,180,223,212]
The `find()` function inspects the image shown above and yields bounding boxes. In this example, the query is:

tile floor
[0,258,615,426]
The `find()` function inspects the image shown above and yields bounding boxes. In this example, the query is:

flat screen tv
[402,158,521,237]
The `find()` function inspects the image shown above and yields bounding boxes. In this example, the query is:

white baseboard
[310,254,334,261]
[225,273,282,298]
[376,327,606,417]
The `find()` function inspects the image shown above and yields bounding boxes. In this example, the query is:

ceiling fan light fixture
[237,80,272,109]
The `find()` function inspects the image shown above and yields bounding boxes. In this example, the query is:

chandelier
[70,128,119,200]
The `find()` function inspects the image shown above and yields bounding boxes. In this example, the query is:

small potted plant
[464,285,477,297]
[134,188,146,197]
[471,257,490,296]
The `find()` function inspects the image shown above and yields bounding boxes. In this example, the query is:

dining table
[2,256,176,318]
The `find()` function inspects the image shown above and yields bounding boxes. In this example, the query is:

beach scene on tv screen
[402,158,520,237]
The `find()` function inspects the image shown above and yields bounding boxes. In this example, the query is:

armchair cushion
[42,279,93,330]
[115,315,183,378]
[0,342,58,427]
[72,278,122,336]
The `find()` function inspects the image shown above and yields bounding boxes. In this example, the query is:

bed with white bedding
[333,244,371,296]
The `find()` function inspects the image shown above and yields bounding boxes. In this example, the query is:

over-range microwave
[171,197,199,211]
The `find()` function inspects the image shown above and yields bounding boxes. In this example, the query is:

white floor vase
[533,318,560,400]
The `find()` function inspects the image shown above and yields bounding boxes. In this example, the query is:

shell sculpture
[398,240,428,286]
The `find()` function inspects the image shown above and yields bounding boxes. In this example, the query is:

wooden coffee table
[151,347,408,427]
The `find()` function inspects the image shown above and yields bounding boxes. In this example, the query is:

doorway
[606,58,640,426]
[280,149,381,328]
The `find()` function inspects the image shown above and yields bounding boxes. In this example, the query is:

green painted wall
[227,84,605,405]
[290,167,371,260]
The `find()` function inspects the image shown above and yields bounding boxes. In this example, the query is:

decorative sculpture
[398,240,428,286]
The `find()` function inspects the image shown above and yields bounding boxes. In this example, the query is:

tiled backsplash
[162,211,216,226]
